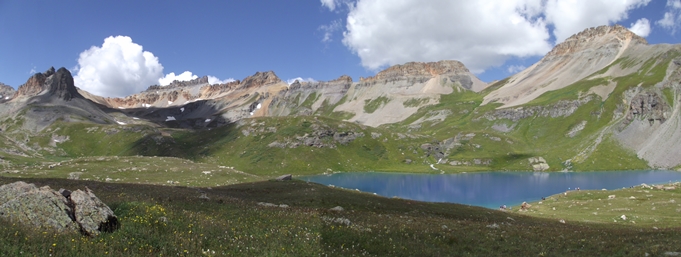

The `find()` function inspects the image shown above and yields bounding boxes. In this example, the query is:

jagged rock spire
[16,67,81,101]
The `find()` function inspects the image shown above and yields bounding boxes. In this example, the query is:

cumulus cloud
[629,18,651,37]
[331,0,651,73]
[657,0,681,33]
[208,76,236,85]
[74,36,235,97]
[74,36,164,98]
[507,65,527,74]
[159,71,198,86]
[286,77,316,85]
[342,0,552,73]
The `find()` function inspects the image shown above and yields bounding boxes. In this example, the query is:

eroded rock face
[625,91,670,126]
[364,60,471,82]
[239,71,282,90]
[482,96,594,122]
[0,181,119,236]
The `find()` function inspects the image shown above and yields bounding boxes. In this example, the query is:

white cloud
[658,12,677,29]
[320,0,337,11]
[321,0,352,11]
[286,77,316,85]
[208,75,236,85]
[507,65,527,74]
[342,0,552,73]
[319,19,343,42]
[74,35,235,97]
[657,0,681,33]
[159,71,198,86]
[74,36,164,97]
[544,0,651,43]
[629,18,651,37]
[333,0,651,73]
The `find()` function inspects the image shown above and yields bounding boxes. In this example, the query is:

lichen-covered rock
[70,188,119,236]
[0,181,35,203]
[0,183,79,233]
[0,181,118,236]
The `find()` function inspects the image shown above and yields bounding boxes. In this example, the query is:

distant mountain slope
[2,25,681,173]
[480,25,681,169]
[483,25,649,108]
[73,60,487,128]
[0,67,115,132]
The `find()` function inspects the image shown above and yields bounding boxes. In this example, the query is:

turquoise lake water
[301,170,681,209]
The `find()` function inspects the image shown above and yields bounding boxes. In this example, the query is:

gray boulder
[0,181,118,236]
[0,182,78,233]
[70,188,119,236]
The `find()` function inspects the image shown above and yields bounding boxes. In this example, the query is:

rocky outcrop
[361,60,470,82]
[238,71,282,90]
[528,157,550,171]
[482,96,595,122]
[0,83,15,102]
[356,60,485,92]
[0,181,119,236]
[624,91,670,126]
[16,67,81,101]
[331,75,353,83]
[200,80,240,99]
[16,68,53,97]
[268,129,365,149]
[421,133,476,161]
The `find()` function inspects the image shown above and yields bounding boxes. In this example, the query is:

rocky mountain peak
[16,67,81,101]
[331,75,353,83]
[547,25,647,57]
[0,82,15,99]
[165,75,209,87]
[362,60,470,82]
[239,71,282,89]
[145,76,210,92]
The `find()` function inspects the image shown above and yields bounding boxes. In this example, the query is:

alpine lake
[301,170,681,209]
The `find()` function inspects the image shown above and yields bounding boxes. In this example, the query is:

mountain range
[0,24,679,175]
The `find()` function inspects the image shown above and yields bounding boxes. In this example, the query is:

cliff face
[358,60,486,92]
[363,60,470,81]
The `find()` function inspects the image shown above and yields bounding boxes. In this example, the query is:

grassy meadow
[1,176,680,256]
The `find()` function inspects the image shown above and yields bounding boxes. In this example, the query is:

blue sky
[1,0,680,97]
